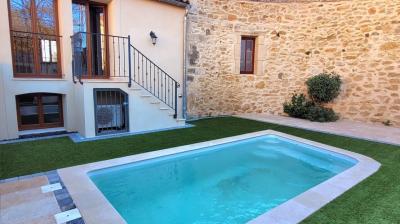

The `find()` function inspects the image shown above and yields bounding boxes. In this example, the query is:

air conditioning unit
[96,104,123,129]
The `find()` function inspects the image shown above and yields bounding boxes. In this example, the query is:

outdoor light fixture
[150,31,158,45]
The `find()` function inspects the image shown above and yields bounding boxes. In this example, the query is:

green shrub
[306,72,342,103]
[283,94,314,119]
[283,94,339,122]
[283,72,342,122]
[306,105,339,122]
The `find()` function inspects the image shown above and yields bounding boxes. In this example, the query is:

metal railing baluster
[69,32,180,117]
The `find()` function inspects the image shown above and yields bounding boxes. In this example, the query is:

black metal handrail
[10,30,62,76]
[130,44,180,118]
[11,30,62,37]
[71,32,180,118]
[71,32,131,86]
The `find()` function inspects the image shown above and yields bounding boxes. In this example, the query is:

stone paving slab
[237,114,400,146]
[0,176,60,224]
[0,172,85,224]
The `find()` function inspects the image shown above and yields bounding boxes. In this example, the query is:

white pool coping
[58,130,381,224]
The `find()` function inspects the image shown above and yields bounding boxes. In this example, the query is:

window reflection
[35,0,56,34]
[10,0,32,32]
[40,39,58,63]
[16,93,63,130]
[9,0,60,76]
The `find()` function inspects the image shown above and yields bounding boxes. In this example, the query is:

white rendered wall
[0,0,186,140]
[79,82,184,138]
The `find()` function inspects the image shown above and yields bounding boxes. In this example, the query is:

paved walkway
[237,114,400,146]
[0,176,60,224]
[0,171,84,224]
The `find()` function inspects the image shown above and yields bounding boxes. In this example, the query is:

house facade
[185,0,400,127]
[0,0,189,141]
[1,0,399,141]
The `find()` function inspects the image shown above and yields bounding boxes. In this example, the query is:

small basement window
[16,93,63,130]
[94,89,129,136]
[240,36,256,74]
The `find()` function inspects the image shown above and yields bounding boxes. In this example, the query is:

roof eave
[157,0,189,8]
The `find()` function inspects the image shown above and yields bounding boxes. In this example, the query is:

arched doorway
[16,93,63,130]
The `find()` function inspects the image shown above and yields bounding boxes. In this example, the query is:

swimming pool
[88,134,357,224]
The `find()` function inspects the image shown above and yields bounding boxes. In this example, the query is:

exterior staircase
[71,33,183,125]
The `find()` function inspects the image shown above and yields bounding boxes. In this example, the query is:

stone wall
[186,0,400,127]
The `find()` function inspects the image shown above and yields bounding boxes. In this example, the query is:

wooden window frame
[72,0,110,79]
[7,0,62,78]
[16,93,64,131]
[240,36,256,74]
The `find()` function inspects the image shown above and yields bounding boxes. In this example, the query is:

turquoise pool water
[89,135,357,224]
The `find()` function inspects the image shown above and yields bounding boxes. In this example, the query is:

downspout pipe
[182,5,190,120]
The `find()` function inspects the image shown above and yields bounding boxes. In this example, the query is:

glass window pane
[240,37,255,73]
[10,0,32,32]
[10,1,35,74]
[36,0,59,75]
[245,39,254,72]
[72,3,87,34]
[41,39,50,62]
[50,40,58,62]
[35,0,56,35]
[42,95,61,123]
[18,94,39,125]
[42,95,58,103]
[72,3,88,76]
[12,32,35,74]
[90,5,106,77]
[39,37,59,74]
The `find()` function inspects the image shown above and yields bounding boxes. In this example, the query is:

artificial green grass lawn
[0,117,399,223]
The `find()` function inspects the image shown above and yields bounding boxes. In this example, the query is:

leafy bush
[306,72,342,103]
[283,94,339,122]
[306,105,339,122]
[283,94,314,119]
[283,72,342,122]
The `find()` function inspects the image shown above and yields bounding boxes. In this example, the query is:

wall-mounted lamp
[150,31,158,45]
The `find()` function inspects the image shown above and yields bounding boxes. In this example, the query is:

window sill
[18,127,66,135]
[239,73,255,75]
[12,77,68,81]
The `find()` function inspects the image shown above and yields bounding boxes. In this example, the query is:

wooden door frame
[72,0,110,79]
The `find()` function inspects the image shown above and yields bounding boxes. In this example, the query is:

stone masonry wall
[186,0,400,126]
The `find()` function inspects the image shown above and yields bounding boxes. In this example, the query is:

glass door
[72,1,108,79]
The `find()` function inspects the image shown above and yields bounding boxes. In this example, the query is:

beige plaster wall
[109,0,186,85]
[186,0,400,127]
[0,0,186,140]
